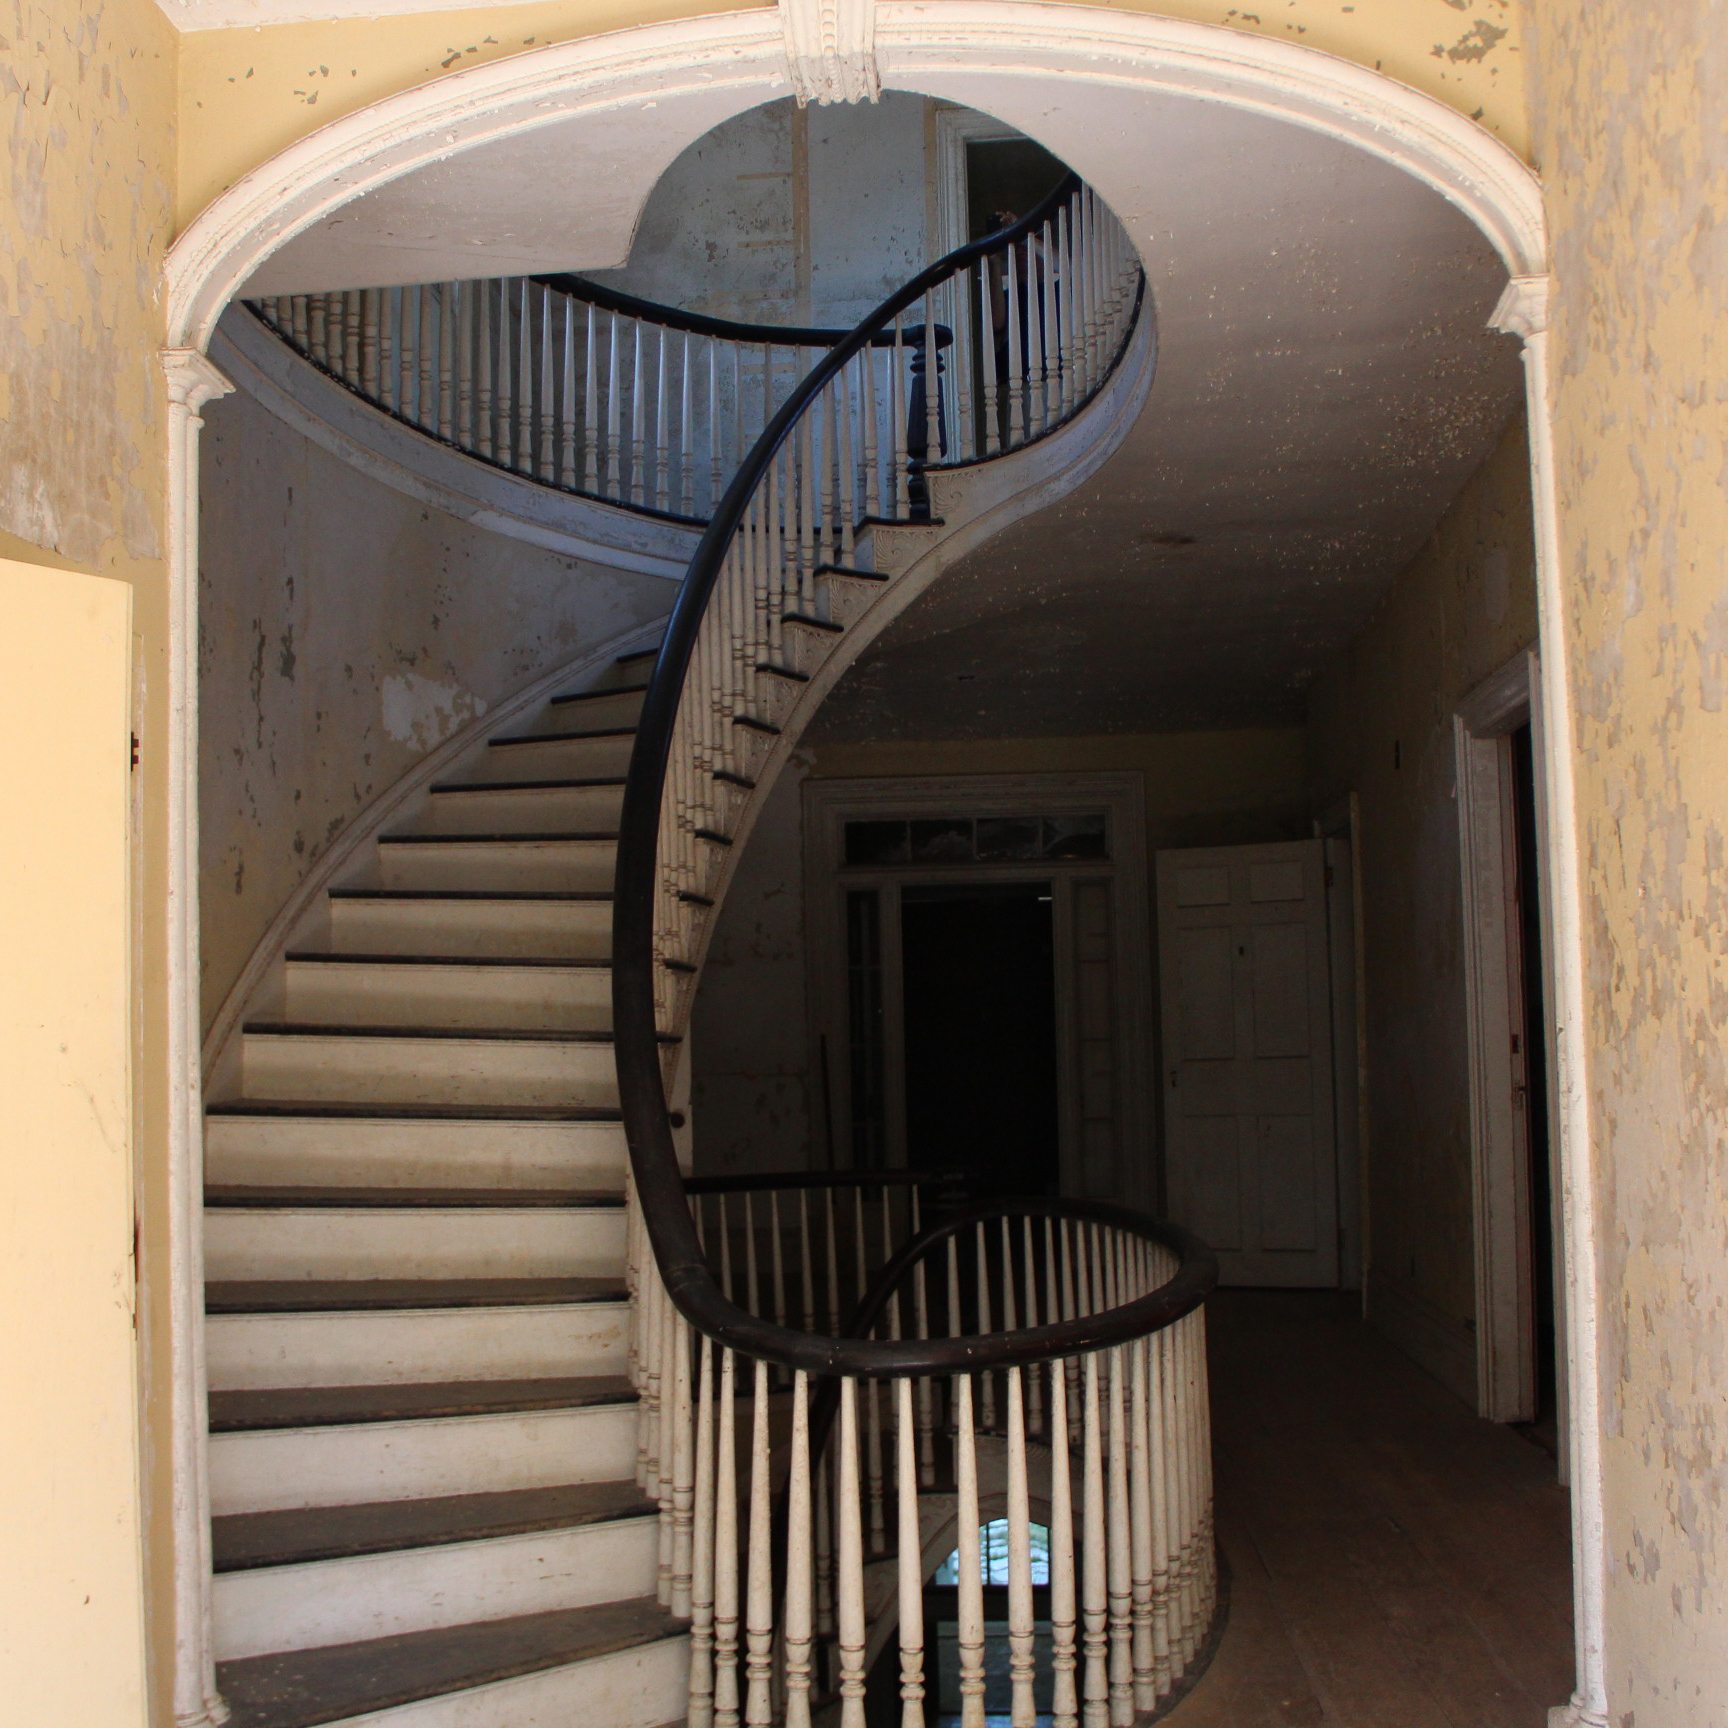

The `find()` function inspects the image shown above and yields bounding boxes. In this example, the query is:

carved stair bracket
[779,0,881,105]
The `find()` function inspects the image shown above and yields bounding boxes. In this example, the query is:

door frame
[803,772,1154,1209]
[1455,649,1567,1444]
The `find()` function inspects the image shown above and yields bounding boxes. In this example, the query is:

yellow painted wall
[0,3,181,1722]
[1307,412,1538,1395]
[175,0,1525,228]
[0,561,146,1721]
[1526,2,1728,1718]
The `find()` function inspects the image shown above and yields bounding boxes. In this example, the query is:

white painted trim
[780,0,882,105]
[1454,651,1538,1423]
[163,348,234,1728]
[151,14,1572,1720]
[1490,279,1610,1728]
[932,106,1023,259]
[213,311,697,581]
[801,772,1154,1208]
[198,614,668,1086]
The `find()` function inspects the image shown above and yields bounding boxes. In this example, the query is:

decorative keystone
[779,0,881,106]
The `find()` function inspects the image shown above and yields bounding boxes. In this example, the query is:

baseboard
[199,614,667,1085]
[1367,1268,1479,1409]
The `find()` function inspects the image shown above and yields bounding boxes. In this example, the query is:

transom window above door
[842,811,1109,868]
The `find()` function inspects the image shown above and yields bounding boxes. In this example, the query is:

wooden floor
[1165,1291,1576,1728]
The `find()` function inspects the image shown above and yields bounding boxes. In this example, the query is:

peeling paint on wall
[198,382,670,1024]
[1529,3,1728,1719]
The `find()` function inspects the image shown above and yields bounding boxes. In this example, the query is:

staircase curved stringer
[653,295,1157,1086]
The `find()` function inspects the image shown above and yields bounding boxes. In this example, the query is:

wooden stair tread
[326,888,612,902]
[376,830,621,844]
[209,1374,635,1431]
[240,1021,627,1044]
[213,1480,652,1572]
[215,1596,677,1728]
[205,1101,624,1122]
[550,682,649,705]
[205,1185,624,1210]
[207,1276,624,1314]
[432,778,626,793]
[491,728,636,746]
[282,951,612,969]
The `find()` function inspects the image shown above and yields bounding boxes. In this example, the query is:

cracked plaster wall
[1307,410,1537,1399]
[197,383,671,1025]
[173,0,1527,232]
[691,728,1311,1178]
[0,3,179,1721]
[1527,2,1728,1720]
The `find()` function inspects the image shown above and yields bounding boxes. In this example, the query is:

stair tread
[215,1595,678,1728]
[283,951,612,970]
[208,1276,625,1313]
[241,1021,624,1044]
[206,1185,624,1210]
[209,1374,635,1430]
[433,777,626,793]
[378,830,621,844]
[328,888,612,902]
[814,561,886,581]
[206,1101,624,1122]
[492,728,636,746]
[550,682,649,705]
[213,1479,652,1572]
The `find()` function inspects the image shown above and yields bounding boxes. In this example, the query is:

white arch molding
[159,11,1602,1728]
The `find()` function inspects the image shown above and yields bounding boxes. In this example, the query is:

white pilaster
[1489,276,1610,1728]
[163,346,235,1728]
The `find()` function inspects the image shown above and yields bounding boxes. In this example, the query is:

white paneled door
[1155,840,1339,1287]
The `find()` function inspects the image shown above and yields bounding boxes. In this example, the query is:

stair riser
[377,840,618,894]
[206,1207,627,1281]
[293,1633,690,1728]
[419,785,626,835]
[325,900,612,959]
[209,1403,638,1515]
[282,963,614,1032]
[214,1513,658,1659]
[539,690,644,733]
[855,518,944,576]
[204,1118,628,1191]
[240,1035,621,1108]
[777,622,841,679]
[814,570,886,627]
[206,1303,629,1391]
[472,734,635,782]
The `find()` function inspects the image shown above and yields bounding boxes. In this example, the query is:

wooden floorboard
[1162,1290,1574,1727]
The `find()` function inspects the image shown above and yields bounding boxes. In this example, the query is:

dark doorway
[964,137,1067,239]
[901,882,1059,1198]
[1511,723,1558,1449]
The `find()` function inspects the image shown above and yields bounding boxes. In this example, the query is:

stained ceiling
[245,72,1526,739]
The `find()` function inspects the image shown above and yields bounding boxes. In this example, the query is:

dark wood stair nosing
[549,682,649,706]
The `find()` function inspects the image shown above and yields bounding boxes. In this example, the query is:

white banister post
[895,1378,927,1728]
[784,1372,815,1728]
[837,1379,868,1728]
[1048,1357,1080,1728]
[689,1337,718,1728]
[1005,1366,1036,1728]
[954,1373,986,1728]
[744,1360,775,1728]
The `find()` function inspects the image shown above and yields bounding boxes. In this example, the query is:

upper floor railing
[247,183,1135,526]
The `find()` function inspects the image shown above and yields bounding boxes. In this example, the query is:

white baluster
[1006,1366,1036,1728]
[955,1374,986,1728]
[1049,1357,1080,1728]
[605,312,623,498]
[1129,1334,1156,1709]
[689,1336,718,1728]
[980,264,1002,457]
[836,1379,867,1728]
[895,1378,926,1728]
[1107,1344,1133,1727]
[785,1372,815,1728]
[475,283,493,459]
[744,1360,774,1728]
[681,332,696,516]
[714,1349,741,1728]
[1081,1352,1108,1728]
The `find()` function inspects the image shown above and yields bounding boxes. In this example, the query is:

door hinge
[130,732,140,772]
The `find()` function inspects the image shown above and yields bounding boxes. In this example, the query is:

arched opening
[162,13,1589,1728]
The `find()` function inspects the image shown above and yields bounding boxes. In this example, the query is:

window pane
[910,818,975,863]
[1042,813,1108,860]
[976,816,1042,861]
[844,820,909,866]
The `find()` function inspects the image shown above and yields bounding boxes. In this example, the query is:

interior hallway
[1167,1293,1575,1727]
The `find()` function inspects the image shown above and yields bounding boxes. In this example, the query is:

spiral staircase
[202,178,1217,1728]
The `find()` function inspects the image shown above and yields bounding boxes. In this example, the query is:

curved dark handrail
[683,1169,962,1196]
[614,171,1181,1378]
[539,270,953,351]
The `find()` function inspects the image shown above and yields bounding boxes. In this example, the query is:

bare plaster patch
[379,669,483,750]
